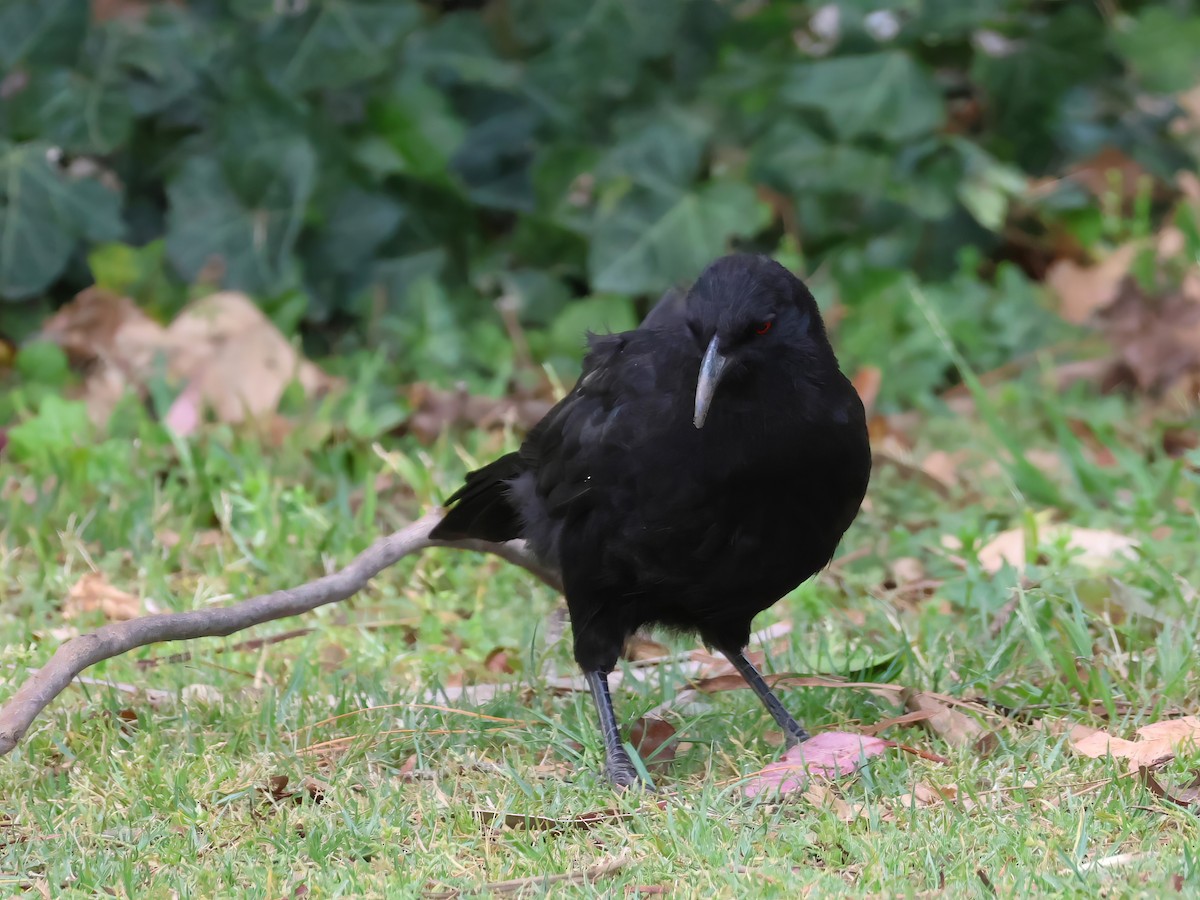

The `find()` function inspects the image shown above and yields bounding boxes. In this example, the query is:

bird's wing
[638,286,687,331]
[518,329,675,519]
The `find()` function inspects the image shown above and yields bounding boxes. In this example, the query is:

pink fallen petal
[742,732,889,798]
[163,380,203,437]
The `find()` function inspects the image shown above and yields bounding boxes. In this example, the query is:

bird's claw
[782,727,810,750]
[605,752,652,791]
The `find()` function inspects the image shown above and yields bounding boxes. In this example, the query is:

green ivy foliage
[0,0,1196,404]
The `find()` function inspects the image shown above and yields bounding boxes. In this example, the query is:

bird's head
[683,254,832,429]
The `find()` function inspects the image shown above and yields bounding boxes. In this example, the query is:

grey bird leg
[585,670,642,787]
[724,649,810,747]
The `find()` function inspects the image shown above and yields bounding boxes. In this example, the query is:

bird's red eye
[755,320,773,335]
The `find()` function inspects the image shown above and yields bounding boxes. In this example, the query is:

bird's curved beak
[693,337,729,429]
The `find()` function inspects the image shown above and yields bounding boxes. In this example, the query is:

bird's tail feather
[430,452,523,543]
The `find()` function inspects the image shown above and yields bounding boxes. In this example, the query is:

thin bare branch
[0,512,561,758]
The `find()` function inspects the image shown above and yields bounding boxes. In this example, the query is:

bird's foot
[782,724,811,750]
[605,749,651,790]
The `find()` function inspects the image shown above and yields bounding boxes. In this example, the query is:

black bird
[432,254,871,786]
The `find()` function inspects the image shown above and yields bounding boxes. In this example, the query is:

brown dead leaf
[630,716,679,771]
[851,366,881,417]
[896,781,964,809]
[1065,147,1156,205]
[317,643,349,672]
[264,774,291,801]
[63,572,141,621]
[39,288,172,424]
[405,382,552,444]
[904,691,997,755]
[1045,243,1140,324]
[803,781,868,821]
[623,634,671,663]
[1073,716,1200,772]
[919,450,963,492]
[166,292,336,424]
[91,0,157,22]
[856,709,941,736]
[484,647,516,675]
[1100,279,1200,395]
[976,524,1138,574]
[1141,768,1200,808]
[115,707,139,736]
[39,288,338,429]
[259,774,326,805]
[473,805,645,832]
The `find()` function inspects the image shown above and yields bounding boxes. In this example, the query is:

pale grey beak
[693,336,730,429]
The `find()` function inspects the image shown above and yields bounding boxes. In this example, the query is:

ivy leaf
[35,68,134,155]
[257,0,422,93]
[0,0,85,69]
[589,180,770,295]
[750,122,892,198]
[598,110,711,195]
[0,141,124,300]
[404,15,521,89]
[165,145,315,295]
[783,52,944,142]
[365,74,466,185]
[1113,7,1200,93]
[109,7,213,116]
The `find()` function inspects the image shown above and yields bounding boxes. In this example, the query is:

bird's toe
[782,727,811,750]
[605,753,650,790]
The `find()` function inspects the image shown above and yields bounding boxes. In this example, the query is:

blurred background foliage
[2,0,1200,411]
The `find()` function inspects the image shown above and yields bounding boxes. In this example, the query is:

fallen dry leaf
[851,366,882,417]
[904,691,997,754]
[895,781,964,809]
[473,804,649,832]
[1100,280,1200,396]
[623,634,671,662]
[1065,146,1158,205]
[1045,243,1140,325]
[166,292,335,424]
[39,288,338,429]
[1141,767,1200,808]
[63,572,141,621]
[976,524,1138,574]
[741,732,888,798]
[919,450,963,491]
[483,647,517,675]
[317,643,349,672]
[405,382,552,444]
[629,716,679,771]
[1073,716,1200,772]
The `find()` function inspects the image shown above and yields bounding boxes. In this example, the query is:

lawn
[1,353,1198,898]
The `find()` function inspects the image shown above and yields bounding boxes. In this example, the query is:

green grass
[1,367,1199,898]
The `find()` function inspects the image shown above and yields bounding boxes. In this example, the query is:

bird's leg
[723,649,810,748]
[584,670,642,787]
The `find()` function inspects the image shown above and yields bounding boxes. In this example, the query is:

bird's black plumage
[432,254,871,786]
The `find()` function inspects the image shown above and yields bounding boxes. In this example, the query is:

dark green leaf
[35,68,134,154]
[782,52,945,142]
[598,110,711,195]
[165,146,315,295]
[366,75,466,185]
[750,123,892,198]
[1113,7,1200,93]
[257,0,422,93]
[589,181,770,295]
[0,141,124,300]
[0,0,85,69]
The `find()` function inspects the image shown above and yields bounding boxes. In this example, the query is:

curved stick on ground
[0,511,562,758]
